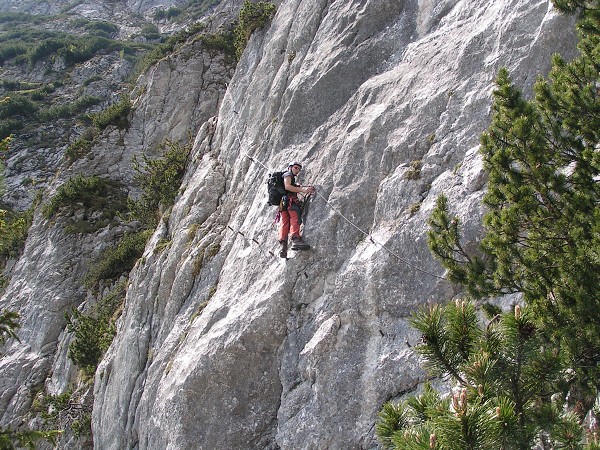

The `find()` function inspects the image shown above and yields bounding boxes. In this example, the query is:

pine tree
[427,0,599,411]
[379,2,600,448]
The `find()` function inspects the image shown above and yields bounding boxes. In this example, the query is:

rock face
[92,0,577,448]
[0,0,578,449]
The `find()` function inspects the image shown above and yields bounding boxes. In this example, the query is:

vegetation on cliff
[128,139,192,229]
[66,281,126,377]
[234,0,276,60]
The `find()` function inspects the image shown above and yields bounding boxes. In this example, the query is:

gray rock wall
[91,0,577,449]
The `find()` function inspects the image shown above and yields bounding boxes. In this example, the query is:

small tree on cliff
[377,1,599,448]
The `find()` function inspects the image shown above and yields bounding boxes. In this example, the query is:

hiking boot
[290,236,310,251]
[279,240,288,258]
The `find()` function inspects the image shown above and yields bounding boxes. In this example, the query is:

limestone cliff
[0,11,235,447]
[0,0,578,449]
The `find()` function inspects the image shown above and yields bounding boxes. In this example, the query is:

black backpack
[267,171,287,206]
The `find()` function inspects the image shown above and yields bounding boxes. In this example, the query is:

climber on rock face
[278,162,316,258]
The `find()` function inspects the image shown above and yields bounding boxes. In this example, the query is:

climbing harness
[229,112,447,281]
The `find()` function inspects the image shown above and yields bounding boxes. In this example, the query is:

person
[278,162,316,258]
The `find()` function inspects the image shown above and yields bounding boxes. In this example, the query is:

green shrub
[139,24,161,41]
[199,30,236,60]
[0,309,20,346]
[39,392,71,421]
[0,79,21,90]
[30,391,82,445]
[186,0,224,21]
[70,17,90,28]
[66,281,126,375]
[2,28,56,43]
[0,12,31,24]
[30,83,57,100]
[166,6,183,18]
[134,44,169,74]
[154,7,182,20]
[0,208,32,261]
[27,37,65,65]
[73,95,102,110]
[84,230,152,288]
[70,414,91,438]
[128,140,191,228]
[0,12,45,25]
[83,75,102,86]
[84,20,118,37]
[0,42,27,63]
[0,119,23,140]
[133,23,205,76]
[43,175,127,221]
[65,128,97,162]
[153,9,167,20]
[19,30,124,67]
[0,95,38,120]
[233,0,276,60]
[89,96,131,130]
[404,160,422,180]
[36,95,101,122]
[35,104,72,122]
[0,430,60,450]
[59,36,115,65]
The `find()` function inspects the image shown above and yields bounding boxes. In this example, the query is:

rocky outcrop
[0,0,579,448]
[89,0,577,449]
